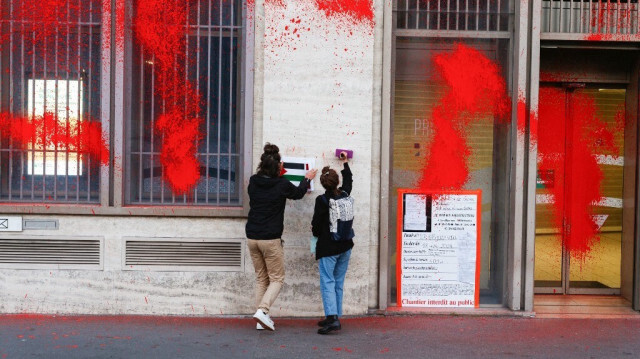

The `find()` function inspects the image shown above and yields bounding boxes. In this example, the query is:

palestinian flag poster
[281,156,315,191]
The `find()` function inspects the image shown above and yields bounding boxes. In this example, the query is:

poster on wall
[397,189,481,308]
[281,157,315,191]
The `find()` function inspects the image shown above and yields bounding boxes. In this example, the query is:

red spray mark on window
[1,0,102,49]
[418,44,511,191]
[134,0,203,195]
[538,88,619,260]
[0,0,108,170]
[0,112,109,165]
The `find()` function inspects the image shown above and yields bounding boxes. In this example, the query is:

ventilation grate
[0,236,102,268]
[124,239,243,271]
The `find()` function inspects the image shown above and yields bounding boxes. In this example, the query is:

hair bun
[321,166,331,176]
[263,143,279,156]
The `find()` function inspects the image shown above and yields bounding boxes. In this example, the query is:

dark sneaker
[317,316,333,327]
[317,316,341,335]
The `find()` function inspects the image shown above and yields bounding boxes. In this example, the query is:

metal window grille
[127,0,242,206]
[394,0,513,32]
[542,0,639,34]
[0,0,103,203]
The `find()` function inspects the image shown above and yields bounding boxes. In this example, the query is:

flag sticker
[281,157,315,191]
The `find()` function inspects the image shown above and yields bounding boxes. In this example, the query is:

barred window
[542,0,639,34]
[0,0,104,203]
[126,0,243,206]
[395,0,512,32]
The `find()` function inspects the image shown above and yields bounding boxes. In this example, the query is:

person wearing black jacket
[311,153,353,334]
[246,143,317,332]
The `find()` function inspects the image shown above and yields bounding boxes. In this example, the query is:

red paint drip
[134,0,203,195]
[538,88,619,260]
[0,112,109,165]
[418,44,510,191]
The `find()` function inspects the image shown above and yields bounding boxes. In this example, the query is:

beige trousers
[247,238,285,314]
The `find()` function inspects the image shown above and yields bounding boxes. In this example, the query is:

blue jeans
[318,249,352,317]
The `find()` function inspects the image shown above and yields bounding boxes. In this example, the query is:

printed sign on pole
[281,156,315,191]
[397,189,482,308]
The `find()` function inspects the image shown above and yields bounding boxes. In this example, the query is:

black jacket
[246,175,310,240]
[312,163,354,260]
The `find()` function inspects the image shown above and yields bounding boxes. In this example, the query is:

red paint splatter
[314,0,374,24]
[263,0,374,52]
[133,0,204,195]
[585,33,640,42]
[418,44,511,191]
[517,97,527,138]
[0,112,109,165]
[7,1,90,42]
[538,88,619,260]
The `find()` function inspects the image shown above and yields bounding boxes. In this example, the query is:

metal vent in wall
[124,238,243,272]
[0,236,103,270]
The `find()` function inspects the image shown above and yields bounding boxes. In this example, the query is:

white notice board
[397,189,481,308]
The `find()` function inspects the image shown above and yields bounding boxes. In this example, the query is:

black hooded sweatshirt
[245,175,311,240]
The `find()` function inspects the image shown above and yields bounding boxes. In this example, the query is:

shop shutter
[393,42,498,188]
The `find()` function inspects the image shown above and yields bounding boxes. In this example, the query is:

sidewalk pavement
[1,314,640,359]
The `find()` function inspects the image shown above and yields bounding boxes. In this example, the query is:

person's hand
[339,151,349,163]
[305,168,318,180]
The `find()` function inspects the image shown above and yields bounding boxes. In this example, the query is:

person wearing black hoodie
[312,153,353,334]
[246,143,317,332]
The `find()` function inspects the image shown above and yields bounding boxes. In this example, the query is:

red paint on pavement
[418,44,511,191]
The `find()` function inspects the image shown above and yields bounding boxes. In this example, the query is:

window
[395,0,511,32]
[27,79,84,176]
[389,4,515,305]
[0,0,103,203]
[0,0,251,212]
[126,0,243,206]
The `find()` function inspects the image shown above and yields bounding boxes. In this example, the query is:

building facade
[0,0,639,316]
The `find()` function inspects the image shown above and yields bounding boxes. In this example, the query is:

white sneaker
[253,309,275,331]
[256,323,264,330]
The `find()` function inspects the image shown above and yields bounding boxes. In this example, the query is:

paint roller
[335,149,353,160]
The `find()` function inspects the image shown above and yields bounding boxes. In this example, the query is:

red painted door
[535,86,625,295]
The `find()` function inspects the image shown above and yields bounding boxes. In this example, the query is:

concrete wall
[253,0,383,315]
[0,0,384,317]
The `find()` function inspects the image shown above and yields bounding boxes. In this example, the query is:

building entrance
[534,85,626,295]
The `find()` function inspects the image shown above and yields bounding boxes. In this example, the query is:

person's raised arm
[339,152,352,195]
